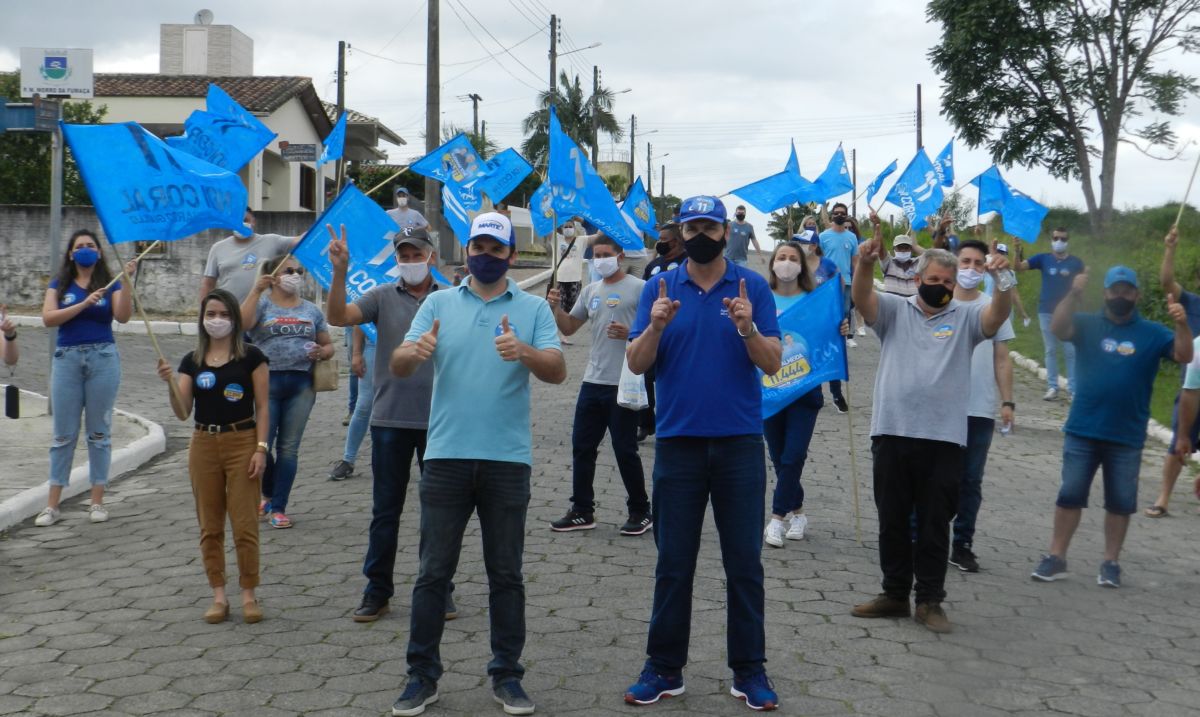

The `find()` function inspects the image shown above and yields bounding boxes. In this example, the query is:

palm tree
[441,123,499,160]
[521,71,624,169]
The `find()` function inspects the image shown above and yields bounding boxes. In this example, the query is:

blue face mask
[467,252,509,284]
[73,247,100,267]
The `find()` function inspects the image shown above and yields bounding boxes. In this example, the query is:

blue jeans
[1057,433,1141,515]
[343,344,376,464]
[346,332,358,413]
[362,426,427,601]
[646,436,767,679]
[953,417,995,549]
[49,343,121,487]
[570,382,649,515]
[261,370,316,514]
[763,388,823,516]
[407,459,531,684]
[1038,312,1076,393]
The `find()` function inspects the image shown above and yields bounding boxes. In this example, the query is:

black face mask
[918,281,953,308]
[1106,297,1136,318]
[683,236,726,264]
[735,213,746,221]
[655,241,673,256]
[832,215,847,226]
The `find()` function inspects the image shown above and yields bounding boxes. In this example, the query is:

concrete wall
[160,24,253,76]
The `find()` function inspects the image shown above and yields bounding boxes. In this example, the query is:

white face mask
[203,317,233,339]
[893,250,912,262]
[1051,239,1068,254]
[395,197,409,209]
[956,268,984,290]
[397,260,430,285]
[278,273,303,294]
[562,226,576,238]
[593,256,621,278]
[772,260,802,282]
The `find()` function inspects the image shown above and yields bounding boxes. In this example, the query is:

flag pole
[364,166,410,198]
[112,245,185,409]
[99,241,161,292]
[1173,151,1200,228]
[845,390,863,546]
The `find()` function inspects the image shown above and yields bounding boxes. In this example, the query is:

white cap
[893,234,913,248]
[469,212,514,245]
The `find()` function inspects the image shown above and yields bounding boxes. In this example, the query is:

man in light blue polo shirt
[623,195,783,712]
[388,212,565,717]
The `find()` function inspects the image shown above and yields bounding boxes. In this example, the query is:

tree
[767,206,812,244]
[603,173,629,197]
[927,0,1200,235]
[521,71,624,169]
[0,72,107,205]
[441,123,498,160]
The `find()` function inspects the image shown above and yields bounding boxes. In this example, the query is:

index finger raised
[658,278,668,299]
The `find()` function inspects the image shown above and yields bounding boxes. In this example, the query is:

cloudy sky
[4,0,1199,233]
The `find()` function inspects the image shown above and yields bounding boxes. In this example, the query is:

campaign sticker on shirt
[196,371,217,390]
[495,322,519,338]
[650,266,662,276]
[1101,338,1118,353]
[605,293,621,308]
[242,253,258,269]
[1060,269,1071,277]
[589,295,601,311]
[96,297,107,307]
[1117,341,1136,356]
[932,324,954,340]
[63,292,77,305]
[223,383,245,402]
[1048,267,1058,276]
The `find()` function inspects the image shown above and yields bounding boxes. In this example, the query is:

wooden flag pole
[99,241,161,292]
[844,384,864,546]
[111,246,185,409]
[1173,151,1200,228]
[364,166,411,198]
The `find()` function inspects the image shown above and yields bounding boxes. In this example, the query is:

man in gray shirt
[545,235,650,535]
[849,242,1012,634]
[725,205,762,267]
[200,207,298,303]
[386,186,430,232]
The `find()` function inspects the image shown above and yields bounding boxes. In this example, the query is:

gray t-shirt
[249,295,328,372]
[569,274,645,385]
[354,282,438,429]
[386,207,429,231]
[204,233,293,302]
[964,293,1015,419]
[726,221,756,262]
[868,292,987,446]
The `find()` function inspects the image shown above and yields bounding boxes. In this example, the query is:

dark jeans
[871,435,961,604]
[571,382,650,515]
[362,426,426,601]
[407,459,531,684]
[953,417,994,550]
[763,388,823,516]
[638,366,657,436]
[646,435,767,679]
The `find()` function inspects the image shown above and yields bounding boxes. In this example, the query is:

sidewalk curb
[0,386,166,533]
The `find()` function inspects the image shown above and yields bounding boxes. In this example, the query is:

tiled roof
[94,74,313,114]
[320,101,404,145]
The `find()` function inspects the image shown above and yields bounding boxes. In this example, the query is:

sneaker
[258,500,269,519]
[328,460,355,481]
[846,338,858,348]
[1043,387,1059,401]
[624,667,685,705]
[636,426,650,443]
[785,514,807,540]
[549,510,595,532]
[352,595,389,623]
[730,671,779,711]
[445,591,458,621]
[1097,560,1121,588]
[763,519,785,548]
[619,514,653,536]
[492,680,535,715]
[342,412,351,427]
[268,512,292,529]
[949,545,979,573]
[850,594,911,618]
[856,325,867,336]
[1031,554,1068,581]
[391,675,438,716]
[914,602,953,634]
[832,395,849,414]
[34,507,60,527]
[88,503,109,523]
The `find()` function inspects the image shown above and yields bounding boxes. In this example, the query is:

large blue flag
[317,111,347,169]
[934,139,955,188]
[411,136,533,214]
[970,166,1049,243]
[729,141,820,212]
[884,149,943,231]
[62,121,249,244]
[811,145,854,202]
[441,184,473,245]
[409,133,487,185]
[620,177,659,240]
[475,148,533,204]
[761,279,848,419]
[865,159,897,203]
[165,84,276,172]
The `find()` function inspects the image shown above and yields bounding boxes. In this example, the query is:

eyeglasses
[281,267,306,275]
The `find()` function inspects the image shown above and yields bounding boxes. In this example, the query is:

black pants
[638,366,657,436]
[571,382,649,514]
[871,435,962,604]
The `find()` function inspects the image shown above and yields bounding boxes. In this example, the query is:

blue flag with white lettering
[409,134,487,185]
[761,279,848,419]
[811,145,854,202]
[884,149,943,231]
[730,141,820,212]
[934,139,955,188]
[865,159,897,203]
[970,166,1048,243]
[442,184,473,245]
[621,178,659,240]
[475,148,533,204]
[317,111,347,169]
[412,137,533,218]
[165,84,276,172]
[62,121,249,244]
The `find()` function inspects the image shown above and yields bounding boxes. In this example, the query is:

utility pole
[916,83,923,151]
[628,114,636,186]
[427,0,451,259]
[590,65,600,167]
[646,142,652,198]
[660,164,665,198]
[465,93,482,136]
[481,119,487,146]
[335,40,346,194]
[851,148,857,217]
[548,15,558,110]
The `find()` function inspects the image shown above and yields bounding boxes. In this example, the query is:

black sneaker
[832,395,849,414]
[352,595,389,623]
[636,426,650,442]
[550,510,595,532]
[328,460,354,481]
[949,546,980,573]
[493,680,535,715]
[619,514,653,536]
[392,675,438,716]
[444,591,458,621]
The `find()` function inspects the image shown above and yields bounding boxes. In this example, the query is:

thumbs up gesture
[494,314,523,362]
[414,319,439,361]
[722,278,754,335]
[650,279,681,331]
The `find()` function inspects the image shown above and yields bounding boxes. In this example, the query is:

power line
[444,1,544,92]
[507,0,549,34]
[451,0,545,82]
[349,1,427,73]
[349,27,544,70]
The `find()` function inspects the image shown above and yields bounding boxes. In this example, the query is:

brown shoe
[914,602,953,633]
[203,601,229,624]
[242,600,263,624]
[851,594,911,618]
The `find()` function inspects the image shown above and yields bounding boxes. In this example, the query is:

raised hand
[722,278,754,334]
[253,274,276,294]
[546,286,561,308]
[650,279,681,331]
[1167,293,1187,325]
[124,259,138,281]
[326,223,349,271]
[494,314,522,361]
[987,239,1010,274]
[1165,226,1179,249]
[414,319,439,361]
[859,237,883,265]
[1070,272,1088,296]
[156,357,172,382]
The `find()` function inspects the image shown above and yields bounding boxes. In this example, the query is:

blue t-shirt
[772,291,806,316]
[1064,310,1175,448]
[1027,253,1086,314]
[630,260,781,438]
[813,258,839,286]
[1179,290,1200,335]
[818,229,858,286]
[49,278,122,347]
[249,295,328,372]
[405,277,560,466]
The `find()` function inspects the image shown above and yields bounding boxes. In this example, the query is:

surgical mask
[593,256,620,278]
[1051,239,1068,253]
[683,236,726,264]
[73,247,100,267]
[278,273,303,294]
[1106,296,1136,318]
[397,261,430,285]
[203,317,233,339]
[395,197,409,208]
[772,261,802,282]
[956,268,984,290]
[467,252,509,284]
[892,251,912,262]
[562,226,576,238]
[918,281,953,308]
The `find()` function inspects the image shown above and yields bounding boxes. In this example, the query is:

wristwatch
[1002,401,1016,410]
[737,322,759,339]
[256,442,269,453]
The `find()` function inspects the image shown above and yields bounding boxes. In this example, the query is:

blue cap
[792,230,818,245]
[677,195,727,224]
[1104,265,1138,289]
[394,186,411,195]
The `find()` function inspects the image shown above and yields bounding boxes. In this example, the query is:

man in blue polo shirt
[388,212,565,717]
[1031,266,1192,589]
[1017,228,1086,400]
[623,195,783,712]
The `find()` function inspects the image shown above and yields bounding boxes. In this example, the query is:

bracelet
[1002,401,1016,409]
[256,441,269,453]
[2,331,14,341]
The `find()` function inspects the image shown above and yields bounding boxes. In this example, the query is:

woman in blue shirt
[34,229,136,527]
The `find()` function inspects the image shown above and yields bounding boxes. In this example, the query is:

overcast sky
[4,0,1199,234]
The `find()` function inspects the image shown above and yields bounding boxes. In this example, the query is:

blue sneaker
[492,680,535,715]
[1097,560,1121,588]
[624,667,685,705]
[391,675,438,716]
[1031,554,1068,582]
[731,672,779,711]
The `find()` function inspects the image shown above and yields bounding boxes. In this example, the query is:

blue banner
[475,148,533,205]
[62,121,249,244]
[412,137,532,216]
[865,159,897,203]
[409,134,487,185]
[317,111,347,169]
[441,184,473,245]
[970,166,1048,243]
[934,139,955,188]
[621,177,659,239]
[884,149,943,231]
[811,145,854,202]
[165,84,276,172]
[761,279,848,419]
[730,141,820,212]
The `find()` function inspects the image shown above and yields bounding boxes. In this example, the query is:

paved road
[2,315,1200,716]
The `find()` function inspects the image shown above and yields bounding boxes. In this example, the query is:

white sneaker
[34,507,60,527]
[764,519,785,548]
[846,338,858,348]
[1043,387,1058,401]
[88,504,109,523]
[856,326,867,336]
[786,514,808,540]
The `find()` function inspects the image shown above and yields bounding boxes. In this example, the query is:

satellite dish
[194,9,214,25]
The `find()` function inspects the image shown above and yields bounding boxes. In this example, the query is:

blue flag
[865,160,897,203]
[761,279,848,419]
[412,136,533,213]
[970,166,1049,243]
[620,177,659,240]
[441,184,473,245]
[317,111,347,169]
[884,149,943,231]
[811,145,854,202]
[730,141,820,212]
[409,134,487,185]
[475,148,533,204]
[165,84,277,172]
[934,139,955,188]
[62,121,249,244]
